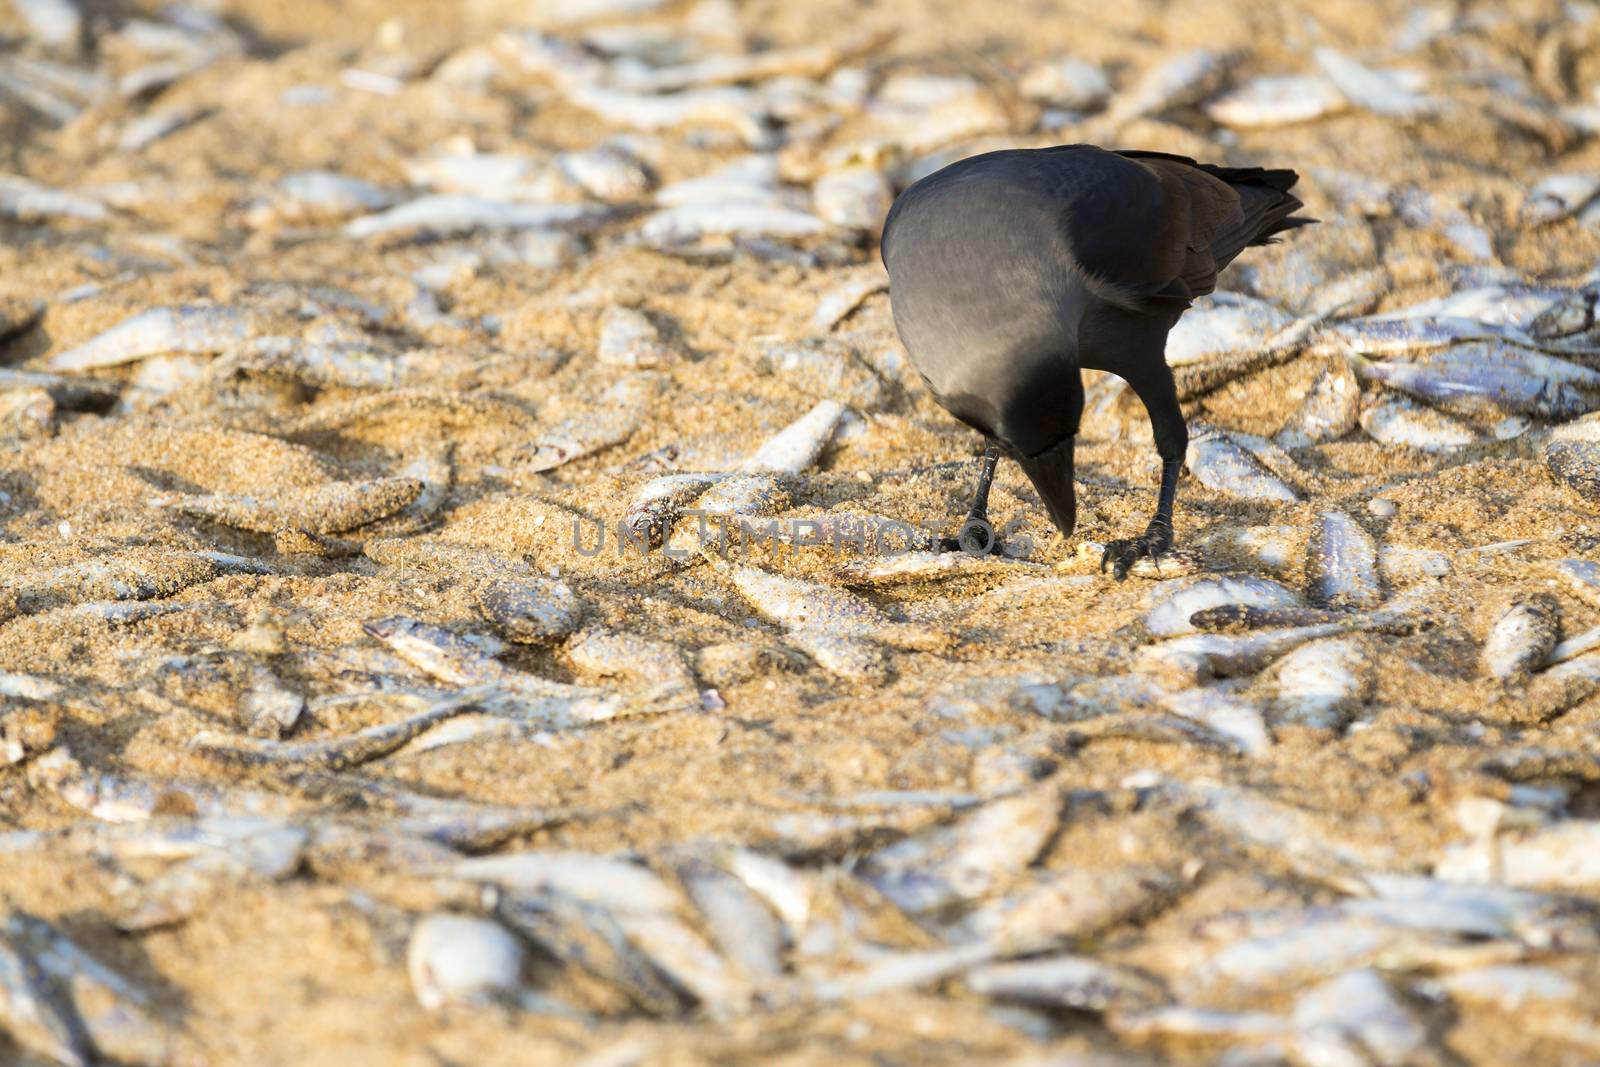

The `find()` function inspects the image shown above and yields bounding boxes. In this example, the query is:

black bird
[881,144,1315,577]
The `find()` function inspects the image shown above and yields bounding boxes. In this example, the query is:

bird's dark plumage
[881,143,1315,574]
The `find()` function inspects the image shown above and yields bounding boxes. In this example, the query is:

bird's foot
[940,514,1002,556]
[1100,520,1173,580]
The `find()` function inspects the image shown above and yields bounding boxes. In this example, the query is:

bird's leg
[1102,370,1188,580]
[942,442,1002,554]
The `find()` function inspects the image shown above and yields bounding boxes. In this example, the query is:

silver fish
[1104,48,1231,126]
[346,196,613,243]
[966,955,1166,1012]
[1139,616,1398,682]
[1521,172,1600,226]
[0,172,105,222]
[407,913,525,1011]
[1378,545,1451,583]
[859,786,1061,914]
[1143,576,1301,637]
[1291,969,1427,1067]
[812,165,892,231]
[1274,637,1374,728]
[1275,359,1359,446]
[1185,423,1299,502]
[642,201,826,245]
[567,629,699,711]
[566,85,773,148]
[597,306,676,368]
[190,687,493,771]
[10,0,81,49]
[242,170,398,228]
[1205,74,1346,127]
[558,144,655,200]
[240,667,304,739]
[48,305,248,372]
[1484,595,1560,682]
[1163,292,1293,367]
[1315,48,1438,117]
[477,577,584,644]
[1019,56,1110,110]
[1551,558,1600,607]
[1308,511,1381,610]
[496,891,684,1015]
[163,476,424,534]
[674,855,785,980]
[1360,394,1479,451]
[519,377,653,472]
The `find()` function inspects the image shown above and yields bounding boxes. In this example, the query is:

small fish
[1314,48,1438,117]
[623,473,726,545]
[859,786,1061,914]
[813,267,889,331]
[723,563,937,651]
[1360,395,1479,451]
[1185,423,1299,502]
[190,687,493,771]
[496,891,685,1015]
[1391,188,1492,259]
[1019,56,1110,110]
[1292,969,1427,1067]
[1379,545,1452,583]
[1548,624,1600,668]
[477,578,584,644]
[519,377,654,472]
[345,195,613,243]
[567,85,773,147]
[787,628,894,683]
[242,170,399,228]
[1274,637,1374,728]
[1187,783,1399,883]
[966,955,1167,1012]
[1205,74,1347,128]
[1164,293,1293,366]
[1521,172,1600,226]
[0,172,105,222]
[833,548,1026,586]
[597,306,676,368]
[613,31,881,93]
[1551,558,1600,607]
[641,201,827,245]
[48,305,249,372]
[693,474,789,518]
[240,667,304,739]
[673,855,785,980]
[1484,595,1560,682]
[812,165,892,231]
[1275,359,1359,447]
[558,144,655,200]
[10,0,81,49]
[1546,439,1600,503]
[1308,511,1381,610]
[1104,48,1231,126]
[163,476,424,534]
[454,850,682,914]
[407,913,525,1011]
[567,629,699,711]
[115,106,204,152]
[1139,616,1400,682]
[1143,576,1301,637]
[1160,687,1272,755]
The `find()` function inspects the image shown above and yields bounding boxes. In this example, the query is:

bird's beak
[1017,436,1076,539]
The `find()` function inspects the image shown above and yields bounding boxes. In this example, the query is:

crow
[881,144,1315,577]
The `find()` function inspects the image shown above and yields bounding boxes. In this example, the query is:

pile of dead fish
[4,0,1600,1063]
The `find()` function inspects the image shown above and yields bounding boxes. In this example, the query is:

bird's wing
[1031,146,1265,310]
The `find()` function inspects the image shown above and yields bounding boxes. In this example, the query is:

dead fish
[1379,545,1452,583]
[1461,821,1600,891]
[567,629,698,711]
[497,890,685,1016]
[1275,359,1359,447]
[242,170,399,228]
[10,0,81,49]
[558,144,655,200]
[1205,73,1346,127]
[1331,315,1524,357]
[345,195,613,243]
[568,85,772,147]
[240,667,304,739]
[1189,783,1398,881]
[1521,172,1600,226]
[1314,48,1438,117]
[1546,439,1600,503]
[519,378,653,472]
[1159,688,1272,755]
[1104,48,1231,126]
[1360,394,1479,451]
[787,628,894,684]
[190,687,493,771]
[833,549,1027,586]
[1551,558,1600,607]
[1143,576,1301,637]
[597,306,676,368]
[963,865,1180,953]
[1484,595,1560,682]
[0,929,92,1067]
[966,956,1166,1012]
[812,165,892,231]
[0,173,106,222]
[454,850,682,914]
[11,550,270,615]
[478,578,583,644]
[1164,293,1294,366]
[1310,167,1394,217]
[813,267,889,331]
[1139,617,1400,682]
[48,305,249,372]
[859,786,1061,914]
[1019,56,1110,111]
[672,860,783,984]
[1548,624,1600,668]
[362,617,624,724]
[641,201,826,245]
[1274,637,1374,728]
[220,336,421,389]
[162,476,423,534]
[622,473,727,545]
[1392,188,1492,259]
[612,31,881,93]
[614,908,754,1014]
[743,399,847,473]
[1186,423,1299,502]
[1308,511,1381,610]
[1291,969,1427,1067]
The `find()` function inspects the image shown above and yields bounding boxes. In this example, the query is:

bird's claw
[940,516,1000,556]
[1099,523,1174,581]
